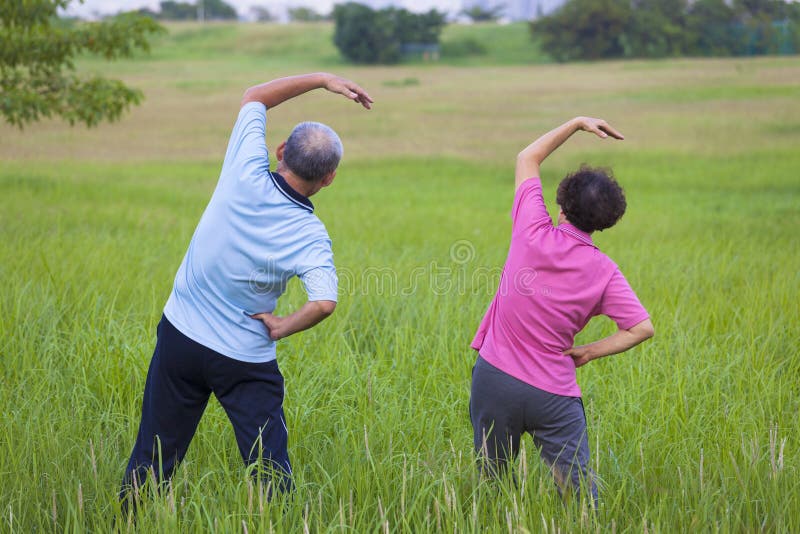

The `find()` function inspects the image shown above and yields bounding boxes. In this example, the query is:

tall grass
[1,22,798,533]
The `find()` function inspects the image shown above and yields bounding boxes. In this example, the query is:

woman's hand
[575,117,625,140]
[562,345,595,368]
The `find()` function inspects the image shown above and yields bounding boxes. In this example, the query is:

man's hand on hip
[251,312,287,341]
[251,300,336,341]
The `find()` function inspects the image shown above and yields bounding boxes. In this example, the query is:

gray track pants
[470,355,598,504]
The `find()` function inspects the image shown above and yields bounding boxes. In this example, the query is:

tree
[461,3,506,22]
[620,0,690,58]
[199,0,237,21]
[732,0,800,54]
[159,0,237,21]
[288,7,327,22]
[1,0,164,128]
[734,0,800,19]
[531,0,630,61]
[333,3,445,64]
[531,0,799,61]
[686,0,740,55]
[333,3,397,64]
[249,6,275,22]
[158,1,196,20]
[395,9,446,44]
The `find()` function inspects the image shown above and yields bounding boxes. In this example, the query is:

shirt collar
[557,223,595,247]
[269,171,314,213]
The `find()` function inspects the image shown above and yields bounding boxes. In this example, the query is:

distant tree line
[288,7,330,22]
[460,4,505,22]
[137,0,237,21]
[531,0,800,61]
[333,3,446,64]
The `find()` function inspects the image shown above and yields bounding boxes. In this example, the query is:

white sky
[65,0,468,19]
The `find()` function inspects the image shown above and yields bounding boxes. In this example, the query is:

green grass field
[1,22,799,532]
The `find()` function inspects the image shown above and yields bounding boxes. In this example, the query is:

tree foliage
[532,0,629,61]
[531,0,800,61]
[288,7,328,22]
[333,3,446,64]
[249,6,275,22]
[155,0,237,21]
[1,0,164,128]
[460,3,505,23]
[198,0,237,21]
[158,1,196,20]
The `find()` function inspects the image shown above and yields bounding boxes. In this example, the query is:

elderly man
[121,73,373,503]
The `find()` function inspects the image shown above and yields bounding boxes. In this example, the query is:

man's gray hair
[283,121,343,182]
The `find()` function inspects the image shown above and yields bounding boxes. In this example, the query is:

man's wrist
[315,72,333,89]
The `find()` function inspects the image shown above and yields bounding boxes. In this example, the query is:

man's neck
[276,164,315,198]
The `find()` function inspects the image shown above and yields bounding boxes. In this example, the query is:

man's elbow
[241,87,258,107]
[242,85,261,106]
[315,300,337,317]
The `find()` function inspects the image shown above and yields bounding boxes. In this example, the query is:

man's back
[164,103,337,363]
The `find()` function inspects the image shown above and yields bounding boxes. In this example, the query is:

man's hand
[251,300,336,341]
[323,74,373,110]
[251,312,288,341]
[575,117,624,140]
[241,73,373,110]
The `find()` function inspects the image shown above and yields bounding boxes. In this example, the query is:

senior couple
[120,72,653,511]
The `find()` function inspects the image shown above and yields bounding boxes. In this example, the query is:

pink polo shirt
[471,177,649,397]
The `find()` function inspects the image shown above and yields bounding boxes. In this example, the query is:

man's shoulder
[303,213,331,241]
[274,205,331,243]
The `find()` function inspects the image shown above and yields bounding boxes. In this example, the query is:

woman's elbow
[517,148,537,163]
[639,320,655,341]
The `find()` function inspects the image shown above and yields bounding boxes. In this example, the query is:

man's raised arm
[241,72,373,110]
[515,117,624,191]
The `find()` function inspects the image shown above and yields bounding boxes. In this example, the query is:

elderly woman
[470,117,655,505]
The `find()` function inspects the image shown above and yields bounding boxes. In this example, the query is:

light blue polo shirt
[163,102,338,363]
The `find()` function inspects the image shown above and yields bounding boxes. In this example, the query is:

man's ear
[320,170,336,188]
[276,141,287,161]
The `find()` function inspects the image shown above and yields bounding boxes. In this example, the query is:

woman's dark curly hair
[556,165,626,233]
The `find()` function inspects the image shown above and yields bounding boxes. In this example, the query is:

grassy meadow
[1,21,799,532]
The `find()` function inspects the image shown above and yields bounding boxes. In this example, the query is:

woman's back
[471,177,649,397]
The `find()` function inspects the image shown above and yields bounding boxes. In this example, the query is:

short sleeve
[221,102,269,177]
[511,178,553,234]
[599,268,650,330]
[296,238,338,302]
